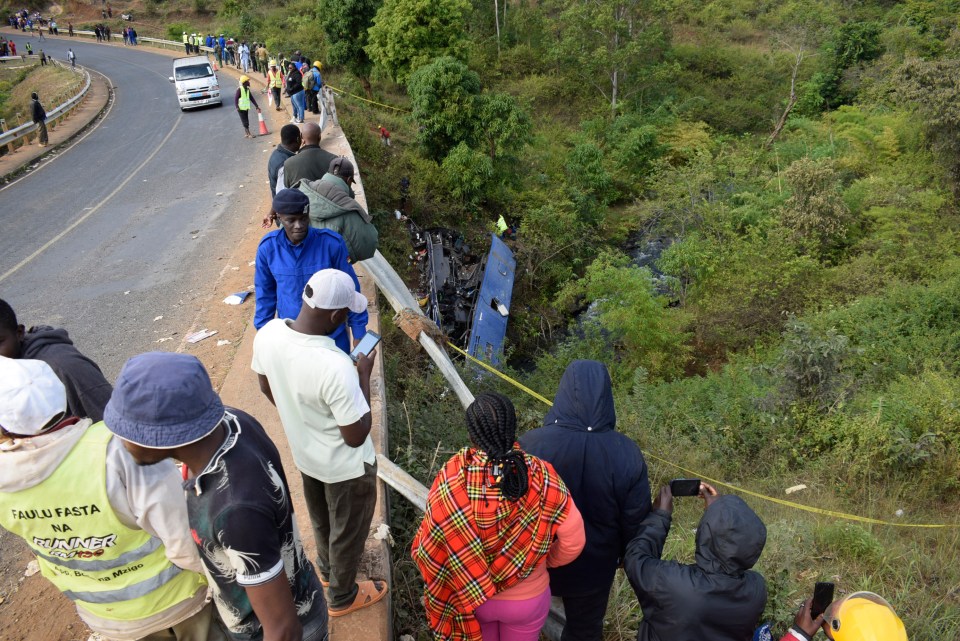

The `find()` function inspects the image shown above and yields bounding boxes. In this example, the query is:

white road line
[0,113,183,285]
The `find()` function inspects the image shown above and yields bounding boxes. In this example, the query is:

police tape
[325,83,410,113]
[446,341,959,529]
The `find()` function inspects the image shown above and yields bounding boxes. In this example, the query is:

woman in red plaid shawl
[412,392,585,641]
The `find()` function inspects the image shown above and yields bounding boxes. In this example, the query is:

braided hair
[465,392,528,501]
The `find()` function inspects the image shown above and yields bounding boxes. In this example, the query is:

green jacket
[299,174,378,262]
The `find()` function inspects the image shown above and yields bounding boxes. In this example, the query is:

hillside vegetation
[27,0,960,637]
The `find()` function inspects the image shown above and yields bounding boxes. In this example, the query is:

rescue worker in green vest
[182,31,189,54]
[235,75,261,139]
[267,60,284,111]
[0,358,223,641]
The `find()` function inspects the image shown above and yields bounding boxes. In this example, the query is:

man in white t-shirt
[251,268,388,618]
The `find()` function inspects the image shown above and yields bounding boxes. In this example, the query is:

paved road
[0,36,270,379]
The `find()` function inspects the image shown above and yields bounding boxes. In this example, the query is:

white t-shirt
[251,318,374,483]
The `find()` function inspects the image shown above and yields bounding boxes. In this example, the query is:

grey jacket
[300,173,378,261]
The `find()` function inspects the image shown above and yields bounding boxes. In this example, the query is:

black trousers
[560,586,611,641]
[238,109,250,131]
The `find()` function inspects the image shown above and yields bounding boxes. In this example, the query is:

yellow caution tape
[446,341,959,529]
[325,83,410,113]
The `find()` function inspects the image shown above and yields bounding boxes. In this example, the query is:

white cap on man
[302,269,367,314]
[0,358,67,436]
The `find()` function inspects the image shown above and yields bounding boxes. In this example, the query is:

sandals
[328,579,388,617]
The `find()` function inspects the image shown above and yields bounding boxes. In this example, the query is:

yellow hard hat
[313,60,322,69]
[239,75,250,84]
[269,59,277,67]
[829,593,907,641]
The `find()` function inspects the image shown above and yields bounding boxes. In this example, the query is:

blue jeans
[291,91,305,121]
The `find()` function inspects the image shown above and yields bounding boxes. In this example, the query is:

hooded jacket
[624,495,768,641]
[20,326,113,422]
[519,360,650,596]
[300,173,379,262]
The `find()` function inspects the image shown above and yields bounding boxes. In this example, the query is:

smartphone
[811,582,835,619]
[349,331,381,362]
[670,478,702,497]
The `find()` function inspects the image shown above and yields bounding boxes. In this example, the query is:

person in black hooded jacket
[519,360,651,641]
[0,299,112,422]
[624,483,767,641]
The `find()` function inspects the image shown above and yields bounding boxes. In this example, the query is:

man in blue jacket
[519,359,651,641]
[254,189,367,353]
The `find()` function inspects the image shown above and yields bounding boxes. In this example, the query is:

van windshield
[175,64,213,81]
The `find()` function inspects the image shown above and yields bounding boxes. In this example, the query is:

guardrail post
[0,119,9,155]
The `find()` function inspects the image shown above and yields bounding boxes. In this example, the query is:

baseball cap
[329,156,355,183]
[104,352,225,449]
[302,269,367,313]
[0,358,67,436]
[273,188,310,215]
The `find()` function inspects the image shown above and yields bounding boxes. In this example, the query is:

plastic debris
[156,337,173,343]
[373,523,394,545]
[785,484,807,495]
[153,315,163,322]
[24,560,39,577]
[186,329,218,344]
[216,339,232,347]
[223,292,251,305]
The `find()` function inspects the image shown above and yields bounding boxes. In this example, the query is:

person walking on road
[285,61,305,124]
[235,75,261,139]
[252,268,388,618]
[67,47,75,67]
[239,40,251,73]
[0,358,221,641]
[104,352,330,641]
[30,91,47,146]
[267,60,283,110]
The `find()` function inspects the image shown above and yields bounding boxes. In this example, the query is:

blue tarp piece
[467,234,515,365]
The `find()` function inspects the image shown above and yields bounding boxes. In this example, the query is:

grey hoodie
[624,495,768,641]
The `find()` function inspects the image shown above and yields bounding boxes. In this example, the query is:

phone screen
[350,331,381,362]
[670,479,702,497]
[811,582,835,619]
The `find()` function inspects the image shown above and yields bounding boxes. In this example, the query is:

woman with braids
[412,392,585,641]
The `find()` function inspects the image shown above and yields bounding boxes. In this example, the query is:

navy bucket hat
[104,352,225,448]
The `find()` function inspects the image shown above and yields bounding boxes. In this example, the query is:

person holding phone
[781,592,907,641]
[252,268,388,618]
[624,482,768,641]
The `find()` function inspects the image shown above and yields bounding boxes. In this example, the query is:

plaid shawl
[411,445,570,641]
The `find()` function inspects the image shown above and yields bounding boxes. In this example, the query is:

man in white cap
[252,269,387,617]
[0,358,219,641]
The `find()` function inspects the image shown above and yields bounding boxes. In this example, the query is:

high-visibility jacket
[0,423,205,622]
[238,85,251,110]
[182,33,188,44]
[267,69,283,88]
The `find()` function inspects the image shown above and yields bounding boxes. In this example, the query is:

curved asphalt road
[0,36,269,379]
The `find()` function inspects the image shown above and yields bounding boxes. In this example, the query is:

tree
[407,56,482,161]
[550,0,669,116]
[318,0,382,94]
[779,157,851,256]
[441,142,494,204]
[366,0,471,84]
[896,58,960,190]
[474,92,532,162]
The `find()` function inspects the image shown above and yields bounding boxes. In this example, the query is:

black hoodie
[624,495,768,641]
[519,360,651,595]
[20,326,113,422]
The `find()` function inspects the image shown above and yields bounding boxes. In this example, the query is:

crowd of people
[0,27,911,641]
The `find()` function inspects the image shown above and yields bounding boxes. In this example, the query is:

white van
[169,56,222,110]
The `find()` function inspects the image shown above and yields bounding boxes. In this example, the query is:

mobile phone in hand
[350,330,381,362]
[811,582,835,619]
[670,479,701,497]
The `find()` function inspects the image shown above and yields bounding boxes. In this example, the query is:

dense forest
[47,0,960,637]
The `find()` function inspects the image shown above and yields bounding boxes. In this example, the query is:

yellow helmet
[239,75,250,84]
[829,592,907,641]
[313,60,322,69]
[269,59,277,67]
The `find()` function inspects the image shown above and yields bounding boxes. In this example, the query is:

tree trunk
[766,46,804,148]
[494,0,501,57]
[361,75,373,100]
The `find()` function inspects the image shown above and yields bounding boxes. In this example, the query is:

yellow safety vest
[238,85,251,110]
[0,423,205,622]
[268,69,283,88]
[182,33,189,44]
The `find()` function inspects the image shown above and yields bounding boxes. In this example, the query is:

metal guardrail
[70,29,214,54]
[0,59,91,150]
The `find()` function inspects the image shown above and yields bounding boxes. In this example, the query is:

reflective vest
[238,85,251,110]
[267,69,283,88]
[0,423,205,622]
[182,33,188,44]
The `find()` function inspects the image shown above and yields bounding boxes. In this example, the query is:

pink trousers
[474,589,552,641]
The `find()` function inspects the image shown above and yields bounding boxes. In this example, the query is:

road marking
[0,113,183,285]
